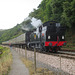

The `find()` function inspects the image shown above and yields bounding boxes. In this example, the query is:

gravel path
[8,48,29,75]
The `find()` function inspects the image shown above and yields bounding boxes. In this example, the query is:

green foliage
[29,0,75,28]
[0,24,23,44]
[21,19,31,26]
[61,1,72,27]
[64,0,75,28]
[0,46,9,57]
[0,46,12,75]
[0,18,34,43]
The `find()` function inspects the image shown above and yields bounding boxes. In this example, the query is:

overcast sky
[0,0,42,29]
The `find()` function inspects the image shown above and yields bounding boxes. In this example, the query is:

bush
[0,46,12,75]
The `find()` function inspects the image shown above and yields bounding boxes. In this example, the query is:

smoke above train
[21,17,42,31]
[31,17,42,27]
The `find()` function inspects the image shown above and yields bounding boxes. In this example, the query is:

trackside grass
[21,58,54,75]
[0,46,12,75]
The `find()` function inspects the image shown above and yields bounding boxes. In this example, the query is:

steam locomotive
[2,21,66,52]
[25,21,66,52]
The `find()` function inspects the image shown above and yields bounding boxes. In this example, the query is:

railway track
[26,48,75,60]
[58,51,75,56]
[4,45,75,59]
[42,51,75,60]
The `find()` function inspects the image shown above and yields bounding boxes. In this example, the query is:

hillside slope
[0,24,23,43]
[0,18,35,44]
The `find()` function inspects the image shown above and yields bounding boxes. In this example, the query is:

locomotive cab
[44,21,66,52]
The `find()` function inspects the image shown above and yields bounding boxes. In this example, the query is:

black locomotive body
[26,21,66,52]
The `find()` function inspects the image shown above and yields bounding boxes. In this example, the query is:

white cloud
[0,0,42,29]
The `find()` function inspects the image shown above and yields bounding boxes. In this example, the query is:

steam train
[25,21,66,52]
[2,21,66,52]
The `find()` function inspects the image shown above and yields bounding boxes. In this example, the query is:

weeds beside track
[0,46,12,75]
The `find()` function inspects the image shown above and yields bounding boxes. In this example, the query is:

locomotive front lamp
[62,36,64,39]
[48,36,50,39]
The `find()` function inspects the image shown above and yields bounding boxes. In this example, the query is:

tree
[61,0,75,28]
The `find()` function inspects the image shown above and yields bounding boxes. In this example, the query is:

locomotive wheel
[52,47,60,53]
[39,45,43,52]
[40,44,45,52]
[42,46,48,52]
[56,47,60,51]
[49,47,57,53]
[49,47,53,52]
[52,49,57,53]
